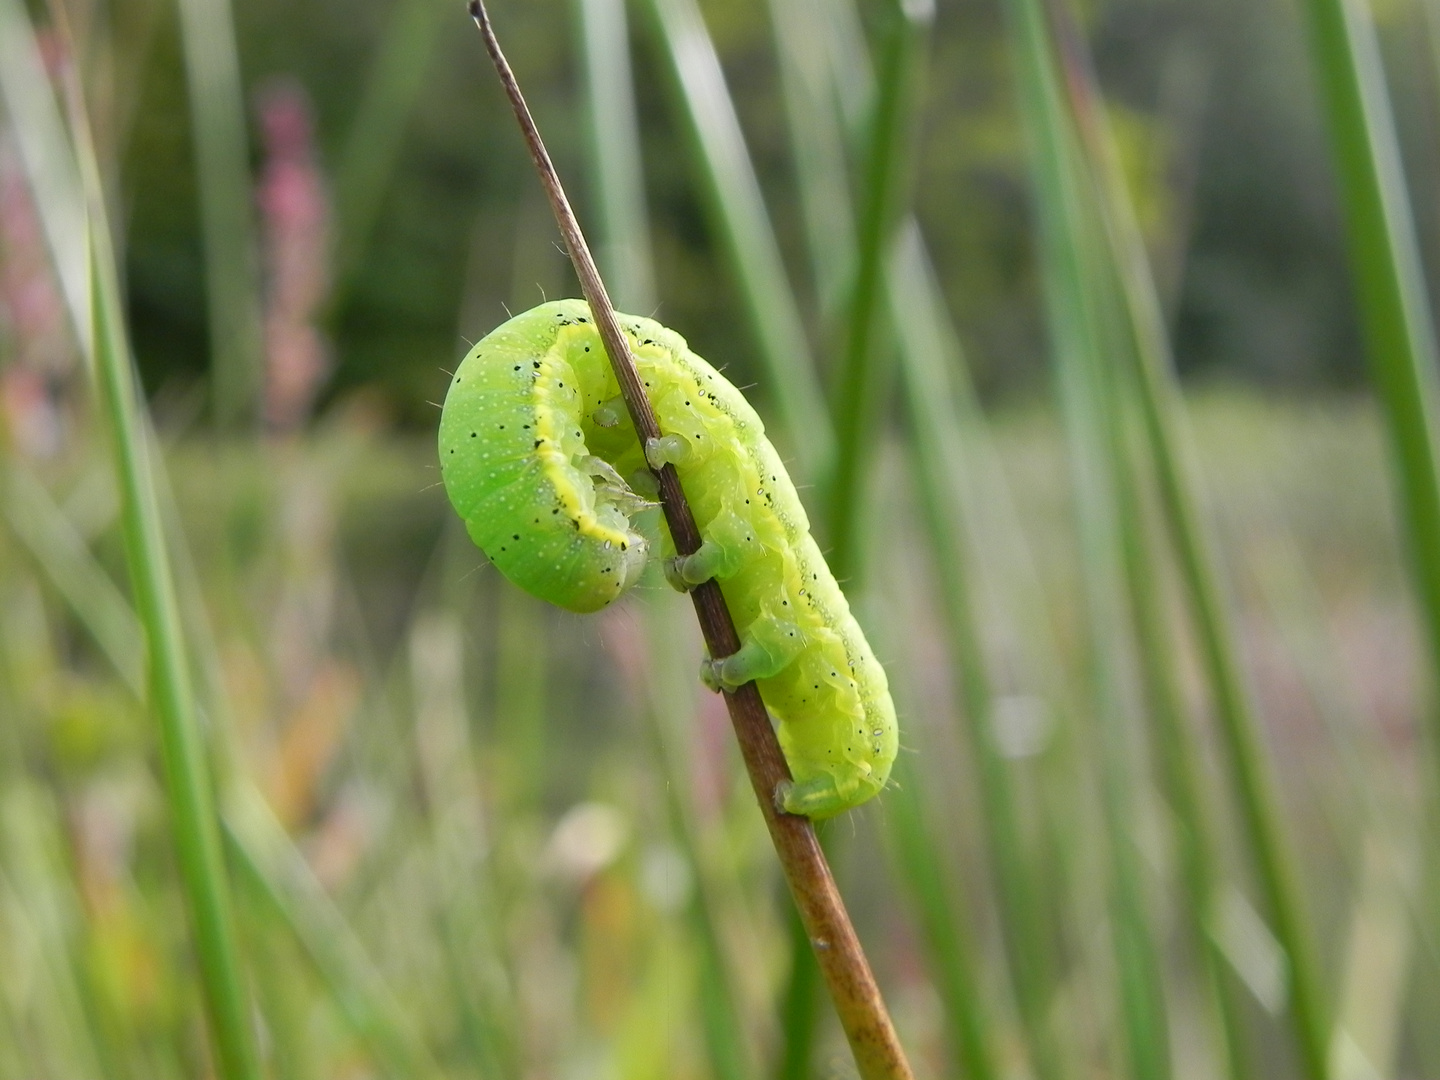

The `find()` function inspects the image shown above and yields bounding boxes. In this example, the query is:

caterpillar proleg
[439,300,896,818]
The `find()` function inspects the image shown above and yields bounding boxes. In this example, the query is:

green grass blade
[763,6,860,1065]
[89,221,262,1080]
[883,729,999,1080]
[880,50,1086,1080]
[774,916,822,1080]
[6,444,463,1080]
[1087,286,1185,1080]
[331,0,449,308]
[774,4,1038,1072]
[70,58,261,1080]
[88,193,262,1080]
[995,10,1116,1080]
[174,0,263,428]
[1250,529,1427,924]
[824,0,932,584]
[3,465,145,696]
[767,0,857,322]
[1109,393,1250,1080]
[0,0,87,350]
[1297,0,1440,861]
[643,602,761,1080]
[408,603,518,1078]
[764,3,932,1066]
[1091,105,1337,1080]
[492,583,551,810]
[1001,2,1179,1075]
[1069,69,1249,1080]
[1054,240,1172,1080]
[1246,533,1427,1076]
[639,0,833,481]
[0,776,110,1080]
[573,0,655,312]
[1039,6,1333,1077]
[887,227,1060,1080]
[223,786,448,1080]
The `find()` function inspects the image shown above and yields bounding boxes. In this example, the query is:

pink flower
[0,136,71,457]
[256,80,332,434]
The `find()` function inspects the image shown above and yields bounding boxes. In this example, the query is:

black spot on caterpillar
[438,300,896,818]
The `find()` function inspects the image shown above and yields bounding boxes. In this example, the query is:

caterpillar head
[438,302,656,613]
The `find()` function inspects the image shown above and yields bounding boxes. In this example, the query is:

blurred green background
[118,0,1417,415]
[2,0,1439,1077]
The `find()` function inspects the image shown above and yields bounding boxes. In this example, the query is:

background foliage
[2,0,1438,1077]
[117,0,1421,415]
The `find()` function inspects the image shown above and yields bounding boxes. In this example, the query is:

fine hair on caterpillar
[439,299,897,819]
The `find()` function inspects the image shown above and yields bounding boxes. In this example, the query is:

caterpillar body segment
[438,300,897,818]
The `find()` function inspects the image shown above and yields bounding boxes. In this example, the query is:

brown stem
[467,3,914,1076]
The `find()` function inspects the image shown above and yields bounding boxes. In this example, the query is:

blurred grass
[1,0,1437,1077]
[1040,11,1334,1076]
[1005,4,1176,1072]
[640,0,832,483]
[777,0,1061,1074]
[574,0,656,314]
[0,0,87,349]
[75,63,262,1080]
[331,0,449,312]
[174,0,263,428]
[0,389,1420,1077]
[822,0,931,583]
[64,78,260,1080]
[1298,0,1440,844]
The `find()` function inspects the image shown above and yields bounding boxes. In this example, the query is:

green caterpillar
[438,300,896,818]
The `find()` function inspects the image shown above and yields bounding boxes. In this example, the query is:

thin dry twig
[467,3,913,1076]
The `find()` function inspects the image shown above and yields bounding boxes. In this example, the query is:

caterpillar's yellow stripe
[439,300,896,818]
